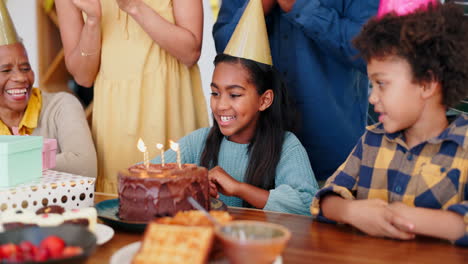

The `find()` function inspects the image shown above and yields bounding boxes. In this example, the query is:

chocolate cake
[118,163,210,221]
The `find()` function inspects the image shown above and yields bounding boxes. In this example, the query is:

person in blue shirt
[213,0,378,181]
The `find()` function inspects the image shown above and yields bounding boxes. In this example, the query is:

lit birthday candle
[156,143,165,167]
[137,138,149,170]
[170,140,182,169]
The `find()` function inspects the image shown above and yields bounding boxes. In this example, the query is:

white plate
[110,242,140,264]
[95,223,114,245]
[110,241,283,264]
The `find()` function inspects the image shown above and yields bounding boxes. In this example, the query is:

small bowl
[0,224,97,263]
[215,220,291,264]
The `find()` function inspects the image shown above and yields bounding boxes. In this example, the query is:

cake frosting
[63,208,97,231]
[35,213,64,227]
[0,209,37,230]
[118,163,210,221]
[0,206,97,232]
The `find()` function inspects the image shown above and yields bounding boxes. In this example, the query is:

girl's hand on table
[209,181,219,199]
[209,166,241,197]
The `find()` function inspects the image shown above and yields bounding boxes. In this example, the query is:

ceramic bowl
[216,220,291,264]
[0,224,96,263]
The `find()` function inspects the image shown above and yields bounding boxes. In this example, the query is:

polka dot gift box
[0,170,95,212]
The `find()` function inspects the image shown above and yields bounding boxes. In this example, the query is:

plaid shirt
[311,114,468,246]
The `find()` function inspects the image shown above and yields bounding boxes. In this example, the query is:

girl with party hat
[149,0,318,215]
[311,1,468,246]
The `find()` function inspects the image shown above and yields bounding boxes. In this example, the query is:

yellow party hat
[0,0,18,46]
[224,0,272,65]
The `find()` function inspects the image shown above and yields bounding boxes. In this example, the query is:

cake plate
[96,198,227,232]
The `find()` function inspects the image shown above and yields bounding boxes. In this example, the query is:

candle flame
[170,140,179,151]
[137,138,147,152]
[156,143,164,150]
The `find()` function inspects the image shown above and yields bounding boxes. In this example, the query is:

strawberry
[7,253,24,262]
[19,241,38,261]
[0,243,20,259]
[62,246,83,258]
[40,236,65,259]
[34,247,49,262]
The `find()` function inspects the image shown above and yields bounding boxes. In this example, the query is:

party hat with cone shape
[0,0,18,45]
[377,0,438,18]
[224,0,272,65]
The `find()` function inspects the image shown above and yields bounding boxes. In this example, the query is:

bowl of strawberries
[0,224,96,263]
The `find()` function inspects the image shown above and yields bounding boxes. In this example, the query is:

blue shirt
[151,128,319,215]
[213,0,379,181]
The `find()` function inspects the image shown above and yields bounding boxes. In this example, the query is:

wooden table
[88,194,467,264]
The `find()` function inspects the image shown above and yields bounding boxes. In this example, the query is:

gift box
[0,170,95,212]
[42,138,57,171]
[0,136,43,187]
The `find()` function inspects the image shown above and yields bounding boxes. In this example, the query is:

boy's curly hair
[353,3,468,108]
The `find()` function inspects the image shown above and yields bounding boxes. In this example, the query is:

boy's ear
[421,81,440,99]
[259,89,274,111]
[421,71,441,99]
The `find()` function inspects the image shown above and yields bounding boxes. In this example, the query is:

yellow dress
[93,0,208,193]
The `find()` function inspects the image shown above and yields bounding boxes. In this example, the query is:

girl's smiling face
[210,62,273,144]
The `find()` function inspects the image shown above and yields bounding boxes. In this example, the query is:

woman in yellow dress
[55,0,208,193]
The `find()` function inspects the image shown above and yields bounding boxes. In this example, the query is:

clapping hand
[71,0,101,23]
[277,0,296,12]
[116,0,142,14]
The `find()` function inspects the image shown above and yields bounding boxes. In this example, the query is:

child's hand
[388,202,416,233]
[209,181,219,199]
[347,199,415,240]
[208,166,241,197]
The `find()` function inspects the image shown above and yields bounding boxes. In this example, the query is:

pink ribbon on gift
[377,0,439,18]
[43,138,57,171]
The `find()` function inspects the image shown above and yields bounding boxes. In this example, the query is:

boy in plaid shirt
[310,2,468,246]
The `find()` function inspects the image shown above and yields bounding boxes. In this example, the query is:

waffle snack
[153,210,233,261]
[155,210,233,226]
[132,223,214,264]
